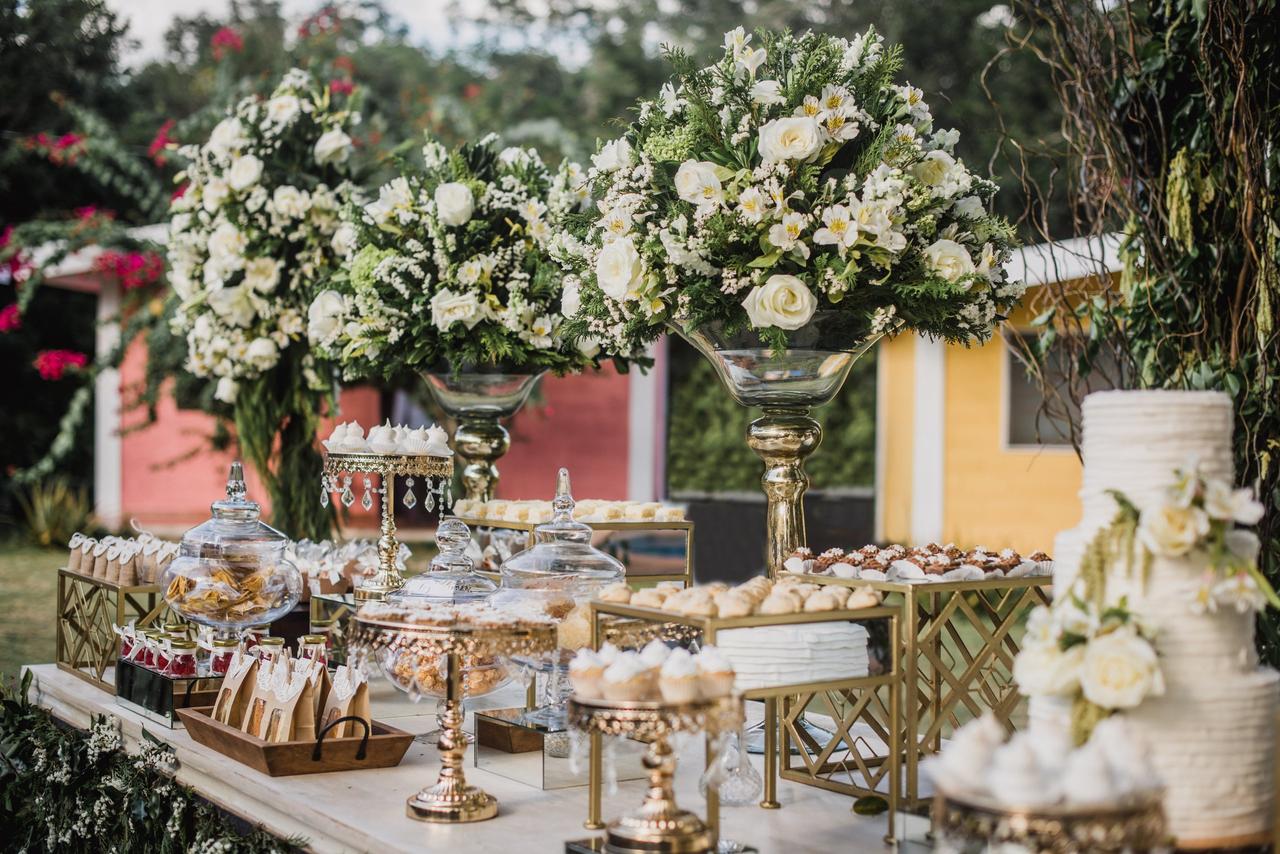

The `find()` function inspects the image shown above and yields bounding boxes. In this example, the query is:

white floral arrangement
[167,68,359,404]
[309,134,611,379]
[1135,463,1273,613]
[1014,592,1164,744]
[555,27,1023,357]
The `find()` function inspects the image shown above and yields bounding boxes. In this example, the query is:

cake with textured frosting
[1037,390,1278,845]
[715,622,869,692]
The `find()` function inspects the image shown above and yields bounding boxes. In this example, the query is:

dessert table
[24,663,907,853]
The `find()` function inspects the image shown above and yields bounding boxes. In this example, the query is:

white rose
[1079,628,1163,710]
[923,238,977,283]
[434,182,474,226]
[170,267,196,300]
[272,185,310,219]
[207,118,246,159]
[365,177,412,225]
[202,178,230,212]
[332,222,357,258]
[266,94,301,126]
[1203,480,1265,525]
[227,155,263,191]
[206,284,256,327]
[1013,641,1084,697]
[953,195,985,219]
[594,236,645,302]
[313,127,353,166]
[758,116,824,163]
[674,160,724,207]
[912,150,959,188]
[1138,502,1210,557]
[430,287,483,330]
[245,337,280,371]
[591,137,634,172]
[242,257,281,294]
[308,289,346,345]
[749,79,786,106]
[741,274,817,331]
[207,222,247,267]
[577,336,601,358]
[214,376,238,404]
[561,278,582,317]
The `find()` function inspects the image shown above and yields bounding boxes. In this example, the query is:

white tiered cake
[1039,390,1279,845]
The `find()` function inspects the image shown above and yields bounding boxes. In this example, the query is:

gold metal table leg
[586,731,605,830]
[761,697,780,809]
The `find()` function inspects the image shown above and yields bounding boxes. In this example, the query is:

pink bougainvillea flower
[34,349,88,380]
[211,27,244,60]
[94,249,164,290]
[329,78,354,95]
[0,304,20,333]
[148,119,176,165]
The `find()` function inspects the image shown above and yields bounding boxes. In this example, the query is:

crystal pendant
[340,475,355,508]
[361,476,374,512]
[425,483,435,512]
[403,477,417,509]
[320,486,329,508]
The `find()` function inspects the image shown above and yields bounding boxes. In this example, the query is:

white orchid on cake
[169,67,359,405]
[309,134,623,380]
[555,26,1023,356]
[1014,591,1164,745]
[1133,463,1274,614]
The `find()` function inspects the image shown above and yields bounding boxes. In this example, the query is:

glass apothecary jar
[160,463,301,636]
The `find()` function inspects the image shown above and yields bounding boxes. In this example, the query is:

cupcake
[639,640,671,669]
[659,648,701,703]
[569,649,605,699]
[596,642,621,667]
[598,582,632,604]
[696,646,735,698]
[602,653,656,701]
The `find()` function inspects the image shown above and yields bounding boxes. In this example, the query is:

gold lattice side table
[791,574,1052,810]
[56,568,172,692]
[588,601,903,844]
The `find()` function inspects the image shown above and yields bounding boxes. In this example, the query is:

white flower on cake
[923,238,977,284]
[1203,479,1265,525]
[227,154,263,191]
[595,236,646,301]
[313,128,352,166]
[758,116,824,163]
[434,182,474,226]
[1013,640,1084,697]
[674,160,724,206]
[1137,502,1209,557]
[1079,626,1163,710]
[742,274,817,330]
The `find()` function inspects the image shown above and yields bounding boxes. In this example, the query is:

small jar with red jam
[298,634,328,666]
[166,640,198,677]
[141,630,163,669]
[256,636,286,665]
[209,637,239,676]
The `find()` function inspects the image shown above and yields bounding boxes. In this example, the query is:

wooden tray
[176,706,413,776]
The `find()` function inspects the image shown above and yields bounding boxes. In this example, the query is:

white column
[627,337,667,500]
[873,340,889,541]
[910,334,945,544]
[94,280,123,529]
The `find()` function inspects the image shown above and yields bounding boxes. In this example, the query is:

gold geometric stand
[56,568,171,692]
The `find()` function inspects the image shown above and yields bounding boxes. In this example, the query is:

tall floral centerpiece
[311,134,605,500]
[559,27,1023,572]
[168,68,359,539]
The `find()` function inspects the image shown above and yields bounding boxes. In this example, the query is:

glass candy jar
[166,640,198,677]
[160,463,301,636]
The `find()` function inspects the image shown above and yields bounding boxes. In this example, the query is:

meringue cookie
[337,421,367,453]
[367,424,398,454]
[1059,744,1116,806]
[425,424,453,456]
[987,733,1060,807]
[397,427,434,455]
[924,713,1005,795]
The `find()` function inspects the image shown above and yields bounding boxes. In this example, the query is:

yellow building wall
[879,303,1084,551]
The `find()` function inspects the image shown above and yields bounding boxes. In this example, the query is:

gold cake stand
[321,451,453,600]
[567,695,744,854]
[352,615,558,822]
[932,788,1169,853]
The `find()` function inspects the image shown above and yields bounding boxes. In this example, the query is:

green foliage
[14,479,94,548]
[667,341,876,493]
[0,671,298,852]
[1014,0,1280,661]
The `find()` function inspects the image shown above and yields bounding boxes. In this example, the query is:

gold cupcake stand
[587,600,903,844]
[932,788,1169,853]
[321,451,454,600]
[350,615,557,822]
[567,695,744,853]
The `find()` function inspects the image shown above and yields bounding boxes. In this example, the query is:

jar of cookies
[160,463,301,637]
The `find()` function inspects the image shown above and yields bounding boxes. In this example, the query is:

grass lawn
[0,544,59,682]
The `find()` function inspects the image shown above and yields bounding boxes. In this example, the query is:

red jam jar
[242,625,271,652]
[141,630,163,669]
[210,638,239,676]
[153,637,173,674]
[166,640,198,677]
[256,636,285,664]
[120,633,136,661]
[298,634,327,666]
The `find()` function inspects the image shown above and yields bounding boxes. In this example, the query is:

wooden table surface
[26,664,905,854]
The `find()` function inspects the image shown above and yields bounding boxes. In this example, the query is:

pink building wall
[114,340,633,534]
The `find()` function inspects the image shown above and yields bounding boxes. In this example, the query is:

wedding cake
[1039,390,1278,845]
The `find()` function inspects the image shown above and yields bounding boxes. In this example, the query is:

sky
[105,0,495,67]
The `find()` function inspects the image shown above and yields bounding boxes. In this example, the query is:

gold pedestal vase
[673,316,882,575]
[421,368,544,502]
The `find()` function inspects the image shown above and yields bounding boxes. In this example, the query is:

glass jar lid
[498,468,625,592]
[177,462,291,561]
[389,517,497,604]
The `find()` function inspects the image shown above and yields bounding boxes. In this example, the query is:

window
[1005,331,1113,447]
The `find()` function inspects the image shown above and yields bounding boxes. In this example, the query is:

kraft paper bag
[212,651,258,728]
[319,665,369,738]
